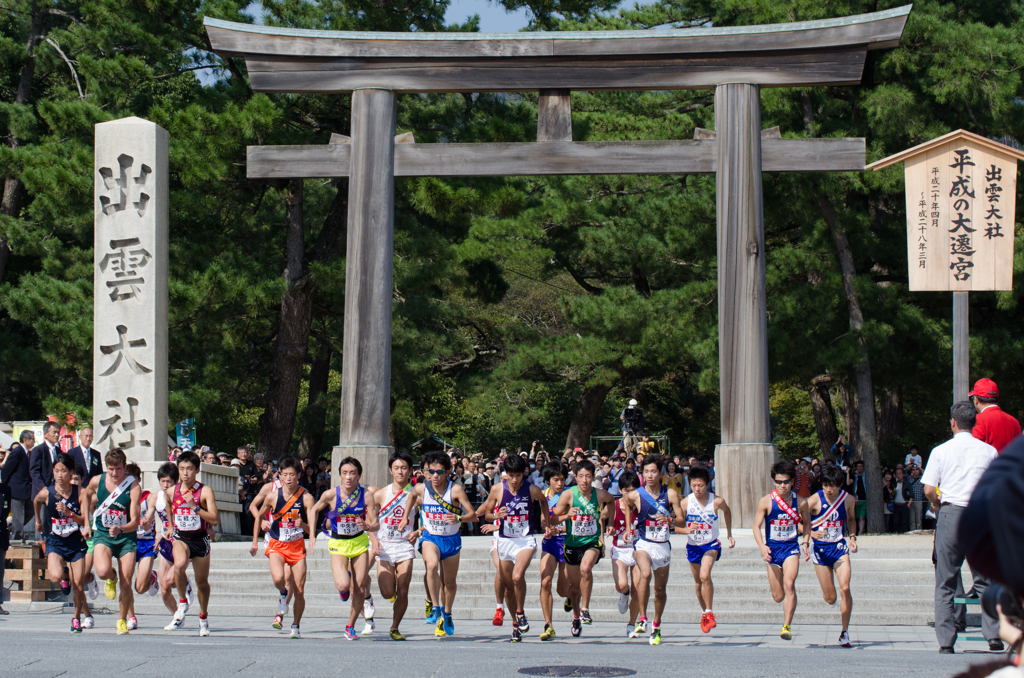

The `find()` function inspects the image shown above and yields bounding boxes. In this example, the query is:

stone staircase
[21,532,963,626]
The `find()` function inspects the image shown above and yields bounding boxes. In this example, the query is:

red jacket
[973,405,1021,454]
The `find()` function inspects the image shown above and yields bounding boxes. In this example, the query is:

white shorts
[490,537,497,553]
[377,540,416,565]
[635,539,672,570]
[496,535,537,562]
[611,545,636,568]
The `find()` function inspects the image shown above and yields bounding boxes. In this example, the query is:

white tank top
[378,485,413,543]
[685,492,719,546]
[421,481,460,537]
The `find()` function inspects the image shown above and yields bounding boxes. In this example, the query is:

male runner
[309,456,379,641]
[620,454,685,645]
[126,462,159,630]
[249,471,294,621]
[33,452,89,632]
[484,519,506,625]
[537,462,572,640]
[69,465,98,629]
[479,452,549,643]
[554,459,613,637]
[409,451,477,637]
[252,456,309,638]
[752,459,810,640]
[81,447,141,635]
[678,465,734,634]
[163,450,220,636]
[152,462,193,617]
[609,471,641,636]
[369,450,419,641]
[803,463,858,647]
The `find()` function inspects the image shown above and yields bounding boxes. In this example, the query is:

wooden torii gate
[205,6,909,526]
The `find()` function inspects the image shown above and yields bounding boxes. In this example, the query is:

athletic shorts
[611,545,636,568]
[855,502,866,518]
[86,538,94,555]
[137,538,157,560]
[635,539,671,570]
[686,540,722,564]
[158,539,174,563]
[377,539,416,565]
[496,535,537,563]
[811,541,849,569]
[93,532,138,560]
[490,537,497,553]
[266,538,306,566]
[174,535,211,560]
[329,532,370,559]
[419,531,462,561]
[563,543,602,567]
[541,536,565,563]
[767,541,800,568]
[45,535,87,563]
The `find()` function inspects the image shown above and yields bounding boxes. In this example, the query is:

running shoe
[630,619,647,638]
[71,618,82,634]
[839,630,852,647]
[387,592,397,604]
[362,618,375,636]
[563,597,573,613]
[60,579,70,596]
[199,618,210,637]
[571,617,582,637]
[272,614,284,630]
[116,619,129,635]
[649,628,662,646]
[705,611,717,631]
[580,609,593,625]
[277,590,288,614]
[87,577,99,600]
[425,598,432,617]
[363,594,375,619]
[617,592,629,614]
[127,616,138,630]
[516,612,530,633]
[389,629,406,641]
[104,578,117,600]
[186,579,195,605]
[340,588,350,602]
[148,572,159,596]
[700,613,710,633]
[434,616,447,637]
[510,626,522,643]
[164,602,188,631]
[780,624,792,640]
[540,624,556,641]
[344,625,358,641]
[626,624,633,637]
[82,615,95,629]
[290,625,301,639]
[426,606,441,625]
[492,607,505,626]
[442,612,454,636]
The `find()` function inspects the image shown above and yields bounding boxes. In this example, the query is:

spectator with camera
[619,399,645,454]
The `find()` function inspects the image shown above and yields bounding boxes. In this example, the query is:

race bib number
[51,516,80,538]
[687,520,712,544]
[382,517,406,541]
[769,518,797,542]
[645,519,669,542]
[278,519,303,543]
[101,509,127,529]
[334,514,362,536]
[818,519,843,543]
[174,508,201,532]
[572,514,598,537]
[502,514,529,538]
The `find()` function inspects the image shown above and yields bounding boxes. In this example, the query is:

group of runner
[35,448,858,646]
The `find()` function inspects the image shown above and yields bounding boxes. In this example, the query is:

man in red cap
[970,378,1021,454]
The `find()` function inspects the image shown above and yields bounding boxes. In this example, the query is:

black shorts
[174,535,210,560]
[563,543,602,567]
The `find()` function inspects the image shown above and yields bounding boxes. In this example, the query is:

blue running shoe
[339,589,350,602]
[443,612,454,636]
[426,607,441,625]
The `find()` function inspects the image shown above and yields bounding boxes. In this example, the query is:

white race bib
[817,519,844,543]
[381,517,406,541]
[645,519,669,542]
[769,518,797,542]
[687,521,713,544]
[278,520,303,543]
[174,508,201,532]
[333,514,362,536]
[571,514,598,537]
[101,509,127,528]
[51,516,80,538]
[502,515,529,538]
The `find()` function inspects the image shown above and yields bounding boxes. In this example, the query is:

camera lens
[981,584,1024,621]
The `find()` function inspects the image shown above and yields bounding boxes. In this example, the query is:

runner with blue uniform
[538,462,571,641]
[803,463,858,647]
[753,459,810,641]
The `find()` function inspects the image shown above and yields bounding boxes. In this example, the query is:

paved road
[0,615,1000,678]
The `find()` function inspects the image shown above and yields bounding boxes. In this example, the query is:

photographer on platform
[619,399,645,455]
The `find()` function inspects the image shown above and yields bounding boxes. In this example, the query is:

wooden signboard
[868,130,1023,291]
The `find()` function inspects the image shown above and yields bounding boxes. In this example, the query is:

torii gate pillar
[714,84,776,528]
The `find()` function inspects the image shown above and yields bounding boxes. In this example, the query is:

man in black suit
[68,427,101,487]
[1,430,34,540]
[29,421,61,528]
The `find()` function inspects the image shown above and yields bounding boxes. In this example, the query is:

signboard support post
[953,292,969,403]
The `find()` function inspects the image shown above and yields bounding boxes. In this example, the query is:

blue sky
[445,0,532,31]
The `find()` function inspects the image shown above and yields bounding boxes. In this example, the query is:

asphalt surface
[0,614,1002,678]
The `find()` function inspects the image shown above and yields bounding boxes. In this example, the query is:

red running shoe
[700,613,710,633]
[706,612,717,631]
[492,608,505,626]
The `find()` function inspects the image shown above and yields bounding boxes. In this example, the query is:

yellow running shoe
[105,578,117,600]
[780,624,792,640]
[649,628,662,646]
[389,629,406,641]
[434,616,447,637]
[116,619,129,635]
[424,599,432,617]
[387,593,397,604]
[540,624,556,641]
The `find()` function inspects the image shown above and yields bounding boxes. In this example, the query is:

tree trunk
[817,190,883,534]
[564,383,614,450]
[839,382,860,457]
[296,341,332,460]
[807,375,839,459]
[257,180,315,460]
[876,387,903,455]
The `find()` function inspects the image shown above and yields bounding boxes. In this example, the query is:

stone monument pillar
[93,117,169,464]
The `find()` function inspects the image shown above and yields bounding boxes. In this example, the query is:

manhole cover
[518,668,636,677]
